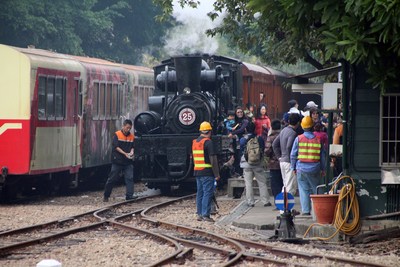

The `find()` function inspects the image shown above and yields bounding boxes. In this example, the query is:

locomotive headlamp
[183,87,191,94]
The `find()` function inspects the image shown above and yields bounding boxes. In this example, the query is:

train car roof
[262,66,290,77]
[242,62,289,78]
[72,55,121,67]
[120,64,153,74]
[12,46,72,60]
[5,45,84,71]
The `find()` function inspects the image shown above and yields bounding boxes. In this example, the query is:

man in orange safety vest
[192,121,220,222]
[290,116,326,216]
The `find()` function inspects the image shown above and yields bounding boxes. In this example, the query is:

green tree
[155,0,400,92]
[0,0,170,64]
[87,0,172,63]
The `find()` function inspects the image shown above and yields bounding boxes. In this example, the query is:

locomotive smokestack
[174,55,202,94]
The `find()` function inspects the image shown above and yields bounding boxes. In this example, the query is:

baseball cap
[306,101,318,108]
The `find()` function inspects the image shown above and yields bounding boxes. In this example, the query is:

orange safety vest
[192,138,212,170]
[115,130,135,143]
[298,134,321,163]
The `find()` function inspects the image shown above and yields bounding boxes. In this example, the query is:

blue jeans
[196,176,214,217]
[297,171,321,213]
[104,164,134,198]
[270,169,284,199]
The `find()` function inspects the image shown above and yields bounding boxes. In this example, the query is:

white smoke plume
[164,1,223,55]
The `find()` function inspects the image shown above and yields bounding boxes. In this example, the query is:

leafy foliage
[0,0,170,64]
[154,0,400,92]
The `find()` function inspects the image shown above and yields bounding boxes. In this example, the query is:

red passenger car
[0,44,153,198]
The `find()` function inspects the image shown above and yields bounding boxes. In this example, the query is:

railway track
[0,193,390,266]
[121,195,388,266]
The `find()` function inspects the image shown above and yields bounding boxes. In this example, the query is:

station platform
[217,194,400,242]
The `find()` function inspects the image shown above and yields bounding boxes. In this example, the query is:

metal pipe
[341,61,349,175]
[162,65,169,132]
[326,112,334,189]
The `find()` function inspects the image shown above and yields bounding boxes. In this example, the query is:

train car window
[139,86,144,112]
[121,83,126,115]
[38,76,46,119]
[381,95,400,166]
[55,78,65,119]
[93,82,99,119]
[78,80,83,116]
[117,84,122,116]
[106,83,112,119]
[111,84,118,118]
[143,87,149,111]
[134,86,139,114]
[46,77,55,119]
[99,83,106,119]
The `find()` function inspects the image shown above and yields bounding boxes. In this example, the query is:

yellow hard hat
[199,121,212,131]
[301,116,314,129]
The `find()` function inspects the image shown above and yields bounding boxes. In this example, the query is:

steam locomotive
[134,55,292,193]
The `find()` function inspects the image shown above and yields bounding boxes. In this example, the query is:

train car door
[72,78,83,168]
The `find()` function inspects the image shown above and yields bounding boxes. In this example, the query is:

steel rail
[110,221,184,267]
[0,222,104,255]
[140,195,245,266]
[0,194,158,237]
[229,236,388,267]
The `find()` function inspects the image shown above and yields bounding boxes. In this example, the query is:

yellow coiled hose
[303,175,361,240]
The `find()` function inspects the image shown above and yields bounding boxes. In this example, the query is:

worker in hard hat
[192,121,220,222]
[290,116,326,216]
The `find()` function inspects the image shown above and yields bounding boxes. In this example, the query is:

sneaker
[196,215,203,221]
[247,203,255,207]
[126,196,138,201]
[301,212,311,216]
[264,202,272,207]
[202,216,215,222]
[103,197,109,202]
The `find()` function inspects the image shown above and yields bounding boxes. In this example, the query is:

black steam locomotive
[134,55,241,193]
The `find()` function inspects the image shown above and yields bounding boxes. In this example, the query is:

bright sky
[164,1,223,54]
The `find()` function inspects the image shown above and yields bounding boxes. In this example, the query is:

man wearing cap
[290,116,326,216]
[282,99,300,127]
[302,101,319,117]
[192,121,220,222]
[306,101,318,109]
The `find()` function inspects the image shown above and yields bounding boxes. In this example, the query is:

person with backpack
[239,122,272,207]
[264,119,284,206]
